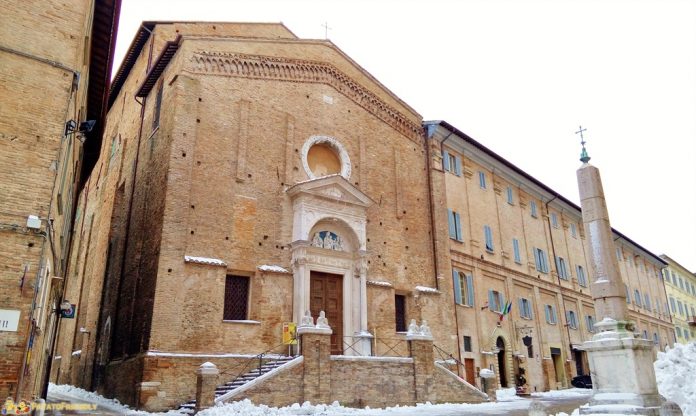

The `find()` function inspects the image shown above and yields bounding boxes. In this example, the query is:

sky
[113,0,696,271]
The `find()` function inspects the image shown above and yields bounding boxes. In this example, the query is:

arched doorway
[497,337,508,388]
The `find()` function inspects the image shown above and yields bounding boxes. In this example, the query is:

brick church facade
[51,21,674,411]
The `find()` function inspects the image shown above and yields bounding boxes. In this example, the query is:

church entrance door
[310,271,343,354]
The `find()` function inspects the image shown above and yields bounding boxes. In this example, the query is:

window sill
[456,303,473,309]
[485,249,494,254]
[223,320,261,325]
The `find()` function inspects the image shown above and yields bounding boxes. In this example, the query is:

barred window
[224,275,249,320]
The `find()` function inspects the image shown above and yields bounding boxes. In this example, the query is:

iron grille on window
[463,335,472,352]
[395,294,406,332]
[224,275,249,320]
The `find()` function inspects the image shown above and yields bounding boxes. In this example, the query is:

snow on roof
[184,255,227,266]
[367,280,393,287]
[257,265,290,273]
[415,285,440,294]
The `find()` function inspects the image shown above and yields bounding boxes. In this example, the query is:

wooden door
[464,358,476,386]
[310,271,343,354]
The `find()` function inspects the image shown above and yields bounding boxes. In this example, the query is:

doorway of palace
[310,271,343,354]
[464,358,476,386]
[573,349,585,376]
[551,347,564,387]
[496,337,508,387]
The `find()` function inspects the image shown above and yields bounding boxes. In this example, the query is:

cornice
[188,51,424,143]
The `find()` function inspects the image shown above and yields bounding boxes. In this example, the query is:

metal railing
[218,341,292,381]
[433,343,465,378]
[341,336,409,358]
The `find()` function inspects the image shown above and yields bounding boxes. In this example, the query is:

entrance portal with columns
[287,175,374,355]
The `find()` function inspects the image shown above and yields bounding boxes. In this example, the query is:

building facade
[53,22,466,410]
[0,0,120,400]
[425,121,674,393]
[52,21,675,411]
[660,255,696,344]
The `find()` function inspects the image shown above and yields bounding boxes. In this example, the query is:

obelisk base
[579,318,681,415]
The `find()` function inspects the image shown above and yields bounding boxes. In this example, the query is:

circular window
[301,136,351,180]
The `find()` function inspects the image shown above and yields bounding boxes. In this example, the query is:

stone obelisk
[575,131,680,415]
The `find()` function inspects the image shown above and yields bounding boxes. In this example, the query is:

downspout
[544,196,573,360]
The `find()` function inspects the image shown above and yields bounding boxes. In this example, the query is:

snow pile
[655,342,696,415]
[198,399,531,415]
[48,383,158,415]
[495,387,524,402]
[199,400,359,416]
[552,410,580,416]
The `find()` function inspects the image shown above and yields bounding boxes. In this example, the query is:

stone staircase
[177,356,295,414]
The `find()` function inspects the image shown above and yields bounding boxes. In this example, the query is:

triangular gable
[286,174,374,207]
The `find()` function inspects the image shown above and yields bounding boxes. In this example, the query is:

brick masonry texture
[0,0,100,400]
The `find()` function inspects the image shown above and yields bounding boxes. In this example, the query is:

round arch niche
[301,135,352,180]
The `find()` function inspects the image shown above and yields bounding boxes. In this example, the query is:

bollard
[195,362,219,413]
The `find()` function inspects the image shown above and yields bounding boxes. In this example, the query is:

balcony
[688,316,696,326]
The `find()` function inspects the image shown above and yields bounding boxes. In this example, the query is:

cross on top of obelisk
[576,125,591,163]
[322,21,332,39]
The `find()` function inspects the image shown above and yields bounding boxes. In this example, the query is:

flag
[499,301,513,322]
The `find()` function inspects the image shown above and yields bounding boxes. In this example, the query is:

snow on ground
[197,398,533,416]
[48,383,153,415]
[531,388,590,399]
[655,342,696,415]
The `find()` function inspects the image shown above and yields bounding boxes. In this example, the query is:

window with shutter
[452,269,462,305]
[484,225,494,252]
[465,274,474,306]
[512,239,521,263]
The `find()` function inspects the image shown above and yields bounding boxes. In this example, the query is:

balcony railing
[688,315,696,326]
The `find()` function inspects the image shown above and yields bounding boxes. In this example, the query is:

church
[52,21,673,411]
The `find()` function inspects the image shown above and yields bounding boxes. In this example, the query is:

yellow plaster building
[660,255,696,344]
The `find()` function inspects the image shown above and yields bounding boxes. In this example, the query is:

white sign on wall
[0,309,21,332]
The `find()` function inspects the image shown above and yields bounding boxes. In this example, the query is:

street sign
[282,322,297,345]
[0,309,21,332]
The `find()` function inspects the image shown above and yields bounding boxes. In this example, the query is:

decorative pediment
[286,174,374,207]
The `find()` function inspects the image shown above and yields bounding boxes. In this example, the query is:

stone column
[291,242,309,324]
[576,152,681,415]
[577,162,628,322]
[299,321,332,404]
[195,362,219,413]
[353,252,373,355]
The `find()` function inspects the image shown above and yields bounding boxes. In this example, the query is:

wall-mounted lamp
[64,120,96,137]
[60,301,72,311]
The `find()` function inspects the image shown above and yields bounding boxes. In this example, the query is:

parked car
[571,374,593,388]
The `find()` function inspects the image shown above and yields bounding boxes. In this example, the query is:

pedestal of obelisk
[576,146,681,415]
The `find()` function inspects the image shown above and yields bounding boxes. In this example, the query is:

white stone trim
[415,285,440,294]
[222,320,261,325]
[301,135,352,180]
[145,351,285,359]
[257,265,290,273]
[367,280,393,287]
[184,256,227,267]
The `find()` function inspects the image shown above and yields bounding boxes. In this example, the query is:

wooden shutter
[454,212,462,240]
[448,209,456,238]
[452,269,462,304]
[443,150,450,171]
[466,274,474,306]
[454,156,462,176]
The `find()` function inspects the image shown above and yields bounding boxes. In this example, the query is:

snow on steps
[177,356,301,414]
